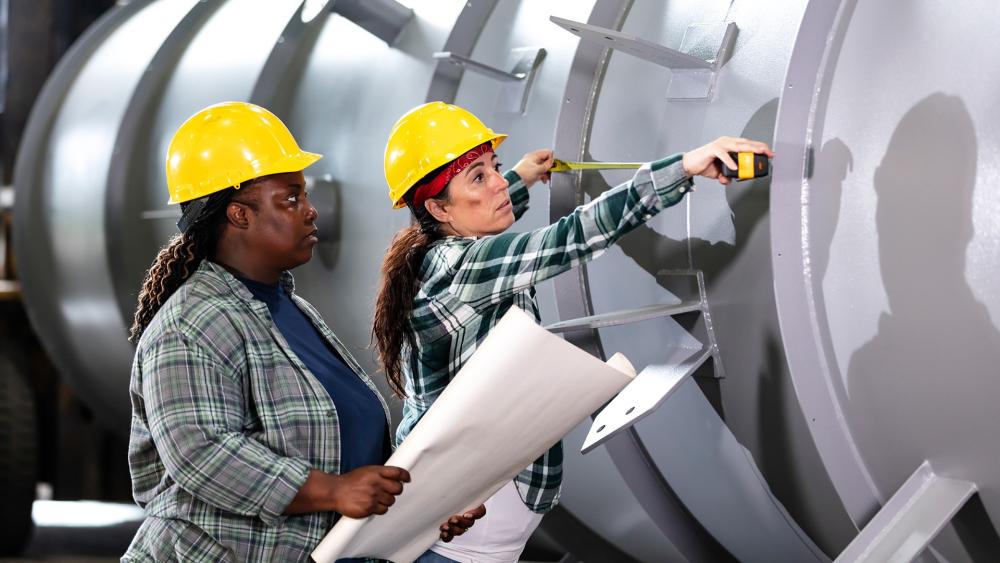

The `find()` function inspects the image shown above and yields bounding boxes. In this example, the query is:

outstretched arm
[449,137,772,311]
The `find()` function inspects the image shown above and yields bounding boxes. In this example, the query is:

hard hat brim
[167,150,323,205]
[391,134,506,209]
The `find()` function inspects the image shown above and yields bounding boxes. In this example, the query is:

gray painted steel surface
[550,0,854,558]
[772,0,1000,560]
[13,0,201,429]
[17,0,1000,560]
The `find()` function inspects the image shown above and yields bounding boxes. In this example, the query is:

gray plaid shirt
[396,154,692,513]
[125,261,390,562]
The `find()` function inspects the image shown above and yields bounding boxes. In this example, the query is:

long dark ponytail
[129,182,256,343]
[372,188,448,397]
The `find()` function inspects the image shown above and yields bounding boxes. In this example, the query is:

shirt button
[643,214,652,221]
[679,186,687,193]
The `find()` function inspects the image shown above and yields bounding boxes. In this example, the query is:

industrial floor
[2,501,551,562]
[1,500,142,562]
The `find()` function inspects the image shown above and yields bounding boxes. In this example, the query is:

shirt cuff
[259,457,311,527]
[650,154,693,208]
[505,170,530,209]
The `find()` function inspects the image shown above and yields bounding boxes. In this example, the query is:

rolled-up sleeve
[505,170,531,219]
[140,330,310,526]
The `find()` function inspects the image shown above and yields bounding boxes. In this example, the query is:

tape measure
[550,153,770,180]
[549,159,643,172]
[721,151,770,180]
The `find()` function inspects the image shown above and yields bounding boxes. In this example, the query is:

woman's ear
[424,198,450,224]
[226,202,252,229]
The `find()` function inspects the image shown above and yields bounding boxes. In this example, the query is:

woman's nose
[306,202,318,222]
[492,169,509,192]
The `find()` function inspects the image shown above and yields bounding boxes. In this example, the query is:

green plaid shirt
[396,154,692,513]
[124,261,390,562]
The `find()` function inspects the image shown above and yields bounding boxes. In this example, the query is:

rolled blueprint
[312,306,636,562]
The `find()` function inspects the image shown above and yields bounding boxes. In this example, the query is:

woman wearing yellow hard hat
[123,102,481,562]
[373,101,773,562]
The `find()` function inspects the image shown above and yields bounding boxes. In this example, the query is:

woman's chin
[497,214,515,232]
[475,213,516,236]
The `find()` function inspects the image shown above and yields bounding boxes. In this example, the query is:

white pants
[428,480,544,563]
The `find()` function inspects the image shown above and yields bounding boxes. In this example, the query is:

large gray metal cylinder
[13,0,1000,560]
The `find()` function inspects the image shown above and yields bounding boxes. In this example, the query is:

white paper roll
[311,307,635,563]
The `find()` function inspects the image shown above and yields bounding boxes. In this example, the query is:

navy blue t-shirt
[238,276,387,476]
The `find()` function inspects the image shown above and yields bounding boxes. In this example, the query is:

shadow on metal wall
[845,93,1000,560]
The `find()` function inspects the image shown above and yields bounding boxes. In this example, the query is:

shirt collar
[199,260,296,301]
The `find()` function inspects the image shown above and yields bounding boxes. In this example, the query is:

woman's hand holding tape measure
[681,136,773,185]
[549,136,772,187]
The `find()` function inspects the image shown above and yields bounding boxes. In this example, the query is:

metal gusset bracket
[660,268,727,380]
[835,461,977,562]
[432,47,546,115]
[580,347,710,454]
[542,269,727,453]
[543,269,724,376]
[549,16,738,101]
[545,301,703,334]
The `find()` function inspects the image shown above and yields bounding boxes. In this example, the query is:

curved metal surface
[772,0,1000,559]
[250,0,336,109]
[632,366,828,562]
[26,1,1000,560]
[12,0,193,429]
[124,0,304,338]
[770,0,878,528]
[424,0,497,105]
[67,0,300,429]
[548,1,737,561]
[277,0,467,386]
[104,2,329,428]
[330,0,412,46]
[554,0,855,559]
[102,1,222,427]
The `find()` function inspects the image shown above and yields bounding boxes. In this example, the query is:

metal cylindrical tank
[15,0,1000,561]
[14,0,464,428]
[13,0,839,560]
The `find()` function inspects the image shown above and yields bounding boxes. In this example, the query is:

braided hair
[372,185,449,397]
[129,180,257,343]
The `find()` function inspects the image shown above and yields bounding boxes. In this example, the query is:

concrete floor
[2,501,142,563]
[3,501,554,562]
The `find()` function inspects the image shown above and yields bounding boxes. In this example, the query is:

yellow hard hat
[165,102,322,204]
[384,102,506,208]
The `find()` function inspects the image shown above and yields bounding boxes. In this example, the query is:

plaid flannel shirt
[124,261,390,562]
[396,154,692,513]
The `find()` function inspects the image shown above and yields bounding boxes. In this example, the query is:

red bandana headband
[411,142,493,210]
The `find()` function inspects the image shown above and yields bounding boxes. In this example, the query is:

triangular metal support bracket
[549,16,738,101]
[657,268,726,380]
[835,461,977,562]
[433,47,546,115]
[544,268,727,452]
[581,346,711,454]
[543,269,725,379]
